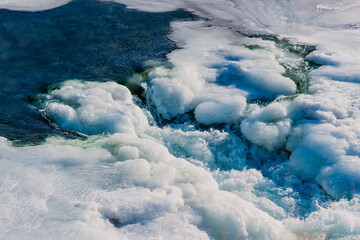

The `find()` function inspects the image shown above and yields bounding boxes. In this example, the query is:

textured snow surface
[0,0,70,11]
[113,0,360,199]
[1,0,360,239]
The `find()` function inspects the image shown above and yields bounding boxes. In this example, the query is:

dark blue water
[0,0,195,143]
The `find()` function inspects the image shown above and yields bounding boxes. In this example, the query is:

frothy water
[1,0,360,239]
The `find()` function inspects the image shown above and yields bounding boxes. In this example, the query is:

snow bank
[0,0,70,11]
[148,21,296,124]
[44,80,149,136]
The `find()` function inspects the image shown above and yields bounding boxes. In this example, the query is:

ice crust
[0,0,70,11]
[45,80,149,136]
[148,21,296,123]
[114,0,360,198]
[0,130,292,239]
[1,77,360,239]
[1,0,360,239]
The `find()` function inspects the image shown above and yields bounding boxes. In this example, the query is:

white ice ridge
[0,0,70,11]
[110,0,360,85]
[108,0,360,32]
[147,21,296,124]
[115,0,360,198]
[0,127,354,240]
[2,80,360,239]
[44,80,149,136]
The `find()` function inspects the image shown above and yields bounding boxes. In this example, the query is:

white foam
[118,0,360,201]
[217,169,296,220]
[148,21,296,124]
[241,102,291,151]
[0,137,120,240]
[119,211,209,240]
[3,77,360,238]
[0,131,292,239]
[117,145,140,161]
[44,80,149,136]
[285,198,360,239]
[98,187,184,225]
[193,86,247,125]
[3,0,360,238]
[285,78,360,197]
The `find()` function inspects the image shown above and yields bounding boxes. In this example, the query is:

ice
[114,0,360,201]
[285,79,360,197]
[148,21,296,123]
[119,212,209,240]
[2,77,360,239]
[97,187,184,225]
[0,137,119,240]
[0,131,290,239]
[193,86,247,125]
[284,198,360,239]
[241,102,291,151]
[2,0,360,238]
[44,80,149,136]
[117,146,140,162]
[0,0,70,11]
